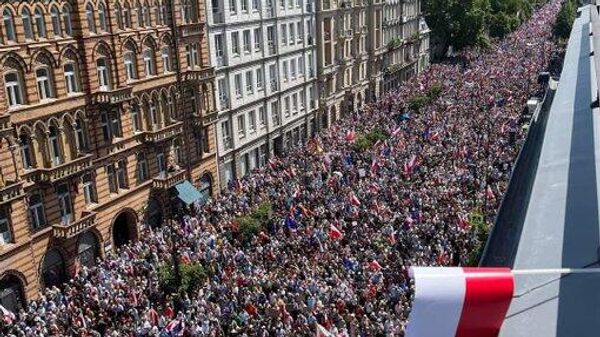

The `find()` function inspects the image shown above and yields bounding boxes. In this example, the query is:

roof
[499,5,600,337]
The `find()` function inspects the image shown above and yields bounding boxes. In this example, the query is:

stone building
[0,0,217,309]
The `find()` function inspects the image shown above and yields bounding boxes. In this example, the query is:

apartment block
[206,0,319,185]
[316,0,429,125]
[0,0,217,309]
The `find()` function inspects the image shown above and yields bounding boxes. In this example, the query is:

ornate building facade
[0,0,217,309]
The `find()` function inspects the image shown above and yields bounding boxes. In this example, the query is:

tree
[553,0,577,40]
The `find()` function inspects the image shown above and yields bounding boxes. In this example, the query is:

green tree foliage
[424,0,549,52]
[553,0,577,40]
[158,262,206,295]
[353,129,389,152]
[237,202,273,243]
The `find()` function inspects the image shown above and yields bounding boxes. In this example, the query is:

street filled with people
[1,0,564,336]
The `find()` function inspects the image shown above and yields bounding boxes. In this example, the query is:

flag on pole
[316,323,334,337]
[1,305,15,324]
[406,267,514,337]
[329,224,343,240]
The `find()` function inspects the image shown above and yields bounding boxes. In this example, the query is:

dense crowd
[1,0,563,336]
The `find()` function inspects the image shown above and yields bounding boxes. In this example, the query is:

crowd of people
[1,0,563,336]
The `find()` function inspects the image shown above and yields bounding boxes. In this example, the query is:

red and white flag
[1,305,15,324]
[406,267,514,337]
[329,224,343,240]
[316,323,334,337]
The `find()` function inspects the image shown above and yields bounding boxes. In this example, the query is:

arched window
[143,1,151,26]
[62,5,72,36]
[174,139,183,164]
[64,63,80,94]
[50,6,61,36]
[143,48,155,76]
[0,209,12,244]
[149,100,158,130]
[4,72,24,107]
[136,1,144,27]
[96,58,111,91]
[167,94,175,120]
[3,9,16,42]
[35,67,54,100]
[41,248,65,288]
[86,3,96,33]
[115,2,123,29]
[48,125,62,165]
[154,1,161,25]
[124,51,137,81]
[123,2,132,28]
[161,2,168,25]
[0,274,24,312]
[98,2,108,32]
[161,46,171,73]
[131,102,142,132]
[182,0,192,23]
[19,134,34,169]
[34,7,46,38]
[75,118,88,152]
[21,8,33,40]
[78,231,99,267]
[198,173,212,204]
[29,193,46,229]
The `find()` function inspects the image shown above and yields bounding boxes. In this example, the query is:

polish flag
[349,194,361,206]
[369,260,382,271]
[329,224,343,240]
[406,267,514,337]
[345,130,356,142]
[0,305,15,324]
[316,323,334,337]
[486,186,495,200]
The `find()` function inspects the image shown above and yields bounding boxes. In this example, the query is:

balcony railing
[141,122,183,143]
[92,87,133,104]
[153,169,187,189]
[23,154,93,183]
[179,22,204,37]
[0,181,24,205]
[52,211,97,239]
[202,111,219,125]
[182,68,216,82]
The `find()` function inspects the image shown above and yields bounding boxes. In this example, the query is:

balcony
[92,87,133,105]
[0,181,24,205]
[52,211,96,240]
[141,122,183,143]
[202,111,219,125]
[179,22,204,37]
[182,68,216,82]
[23,154,93,184]
[153,169,187,189]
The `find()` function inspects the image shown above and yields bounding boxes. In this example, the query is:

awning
[174,180,202,206]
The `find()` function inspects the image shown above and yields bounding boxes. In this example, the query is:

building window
[161,47,171,72]
[123,3,132,28]
[241,0,248,11]
[143,48,156,76]
[174,140,184,164]
[231,31,240,55]
[137,1,145,26]
[182,0,193,23]
[253,28,261,51]
[186,43,199,68]
[222,120,232,149]
[0,210,11,244]
[245,71,253,95]
[29,194,46,229]
[22,8,33,40]
[256,69,263,90]
[230,0,237,14]
[50,6,62,37]
[35,68,53,101]
[252,0,259,11]
[96,58,111,91]
[143,1,151,25]
[267,26,275,54]
[101,110,121,141]
[149,101,158,130]
[243,30,251,53]
[86,4,96,33]
[63,6,73,35]
[157,152,165,176]
[289,23,295,45]
[249,110,256,133]
[117,160,128,188]
[131,103,142,132]
[282,61,288,82]
[298,56,304,76]
[19,134,33,169]
[137,153,149,182]
[271,101,280,126]
[115,3,124,29]
[202,127,210,153]
[124,52,137,81]
[64,64,79,94]
[292,93,298,114]
[82,174,97,204]
[98,2,108,31]
[297,21,303,43]
[237,114,246,139]
[57,184,73,224]
[290,58,296,79]
[281,24,287,45]
[269,64,277,90]
[234,74,242,97]
[48,126,62,166]
[218,78,228,108]
[75,118,88,152]
[107,165,118,193]
[4,73,23,107]
[258,106,266,127]
[3,10,16,42]
[34,7,46,38]
[284,96,290,117]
